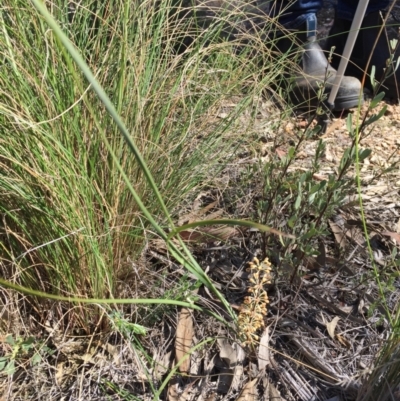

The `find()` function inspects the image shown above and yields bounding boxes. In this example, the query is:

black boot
[276,17,363,111]
[326,12,400,99]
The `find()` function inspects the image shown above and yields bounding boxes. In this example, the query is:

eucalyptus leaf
[358,148,372,161]
[370,92,385,109]
[365,105,387,126]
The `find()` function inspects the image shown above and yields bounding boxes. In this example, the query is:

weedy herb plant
[250,61,400,398]
[0,334,53,376]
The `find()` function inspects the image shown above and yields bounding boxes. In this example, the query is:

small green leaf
[370,92,385,109]
[303,228,317,239]
[309,184,320,195]
[299,173,307,184]
[0,357,8,370]
[287,215,297,228]
[288,147,295,159]
[294,193,302,210]
[309,181,326,195]
[346,113,353,134]
[31,353,42,366]
[308,192,317,204]
[6,335,15,346]
[365,105,387,126]
[4,360,15,376]
[370,65,377,88]
[127,323,147,336]
[42,345,55,356]
[358,148,372,161]
[395,56,400,72]
[21,337,36,351]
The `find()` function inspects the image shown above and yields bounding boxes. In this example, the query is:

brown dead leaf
[214,340,245,393]
[154,350,172,379]
[216,339,235,393]
[262,374,285,401]
[178,201,218,226]
[326,316,340,340]
[175,308,194,374]
[336,334,351,348]
[179,385,196,401]
[312,173,328,181]
[55,362,64,386]
[236,378,258,401]
[81,352,95,364]
[178,226,237,243]
[167,380,179,401]
[328,219,348,250]
[232,344,245,391]
[381,231,400,245]
[316,240,326,270]
[304,240,326,272]
[324,117,345,135]
[218,338,237,365]
[296,120,308,129]
[258,327,270,370]
[275,147,287,159]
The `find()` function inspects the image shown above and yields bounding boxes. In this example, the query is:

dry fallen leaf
[258,327,270,370]
[236,378,258,401]
[167,380,179,401]
[216,339,235,393]
[179,385,195,401]
[328,220,348,250]
[175,308,194,374]
[326,316,340,340]
[275,147,287,159]
[381,231,400,245]
[218,338,237,365]
[336,334,351,349]
[178,200,218,226]
[262,374,285,401]
[153,350,172,379]
[178,226,237,243]
[396,217,400,234]
[232,343,246,391]
[55,362,64,386]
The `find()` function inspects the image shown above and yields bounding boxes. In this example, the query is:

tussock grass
[0,0,282,324]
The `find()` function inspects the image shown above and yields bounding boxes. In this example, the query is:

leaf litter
[3,100,400,400]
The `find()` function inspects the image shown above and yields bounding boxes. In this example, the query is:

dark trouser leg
[336,0,391,20]
[327,0,399,99]
[270,0,322,27]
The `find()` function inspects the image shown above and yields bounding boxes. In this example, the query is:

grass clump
[0,0,282,326]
